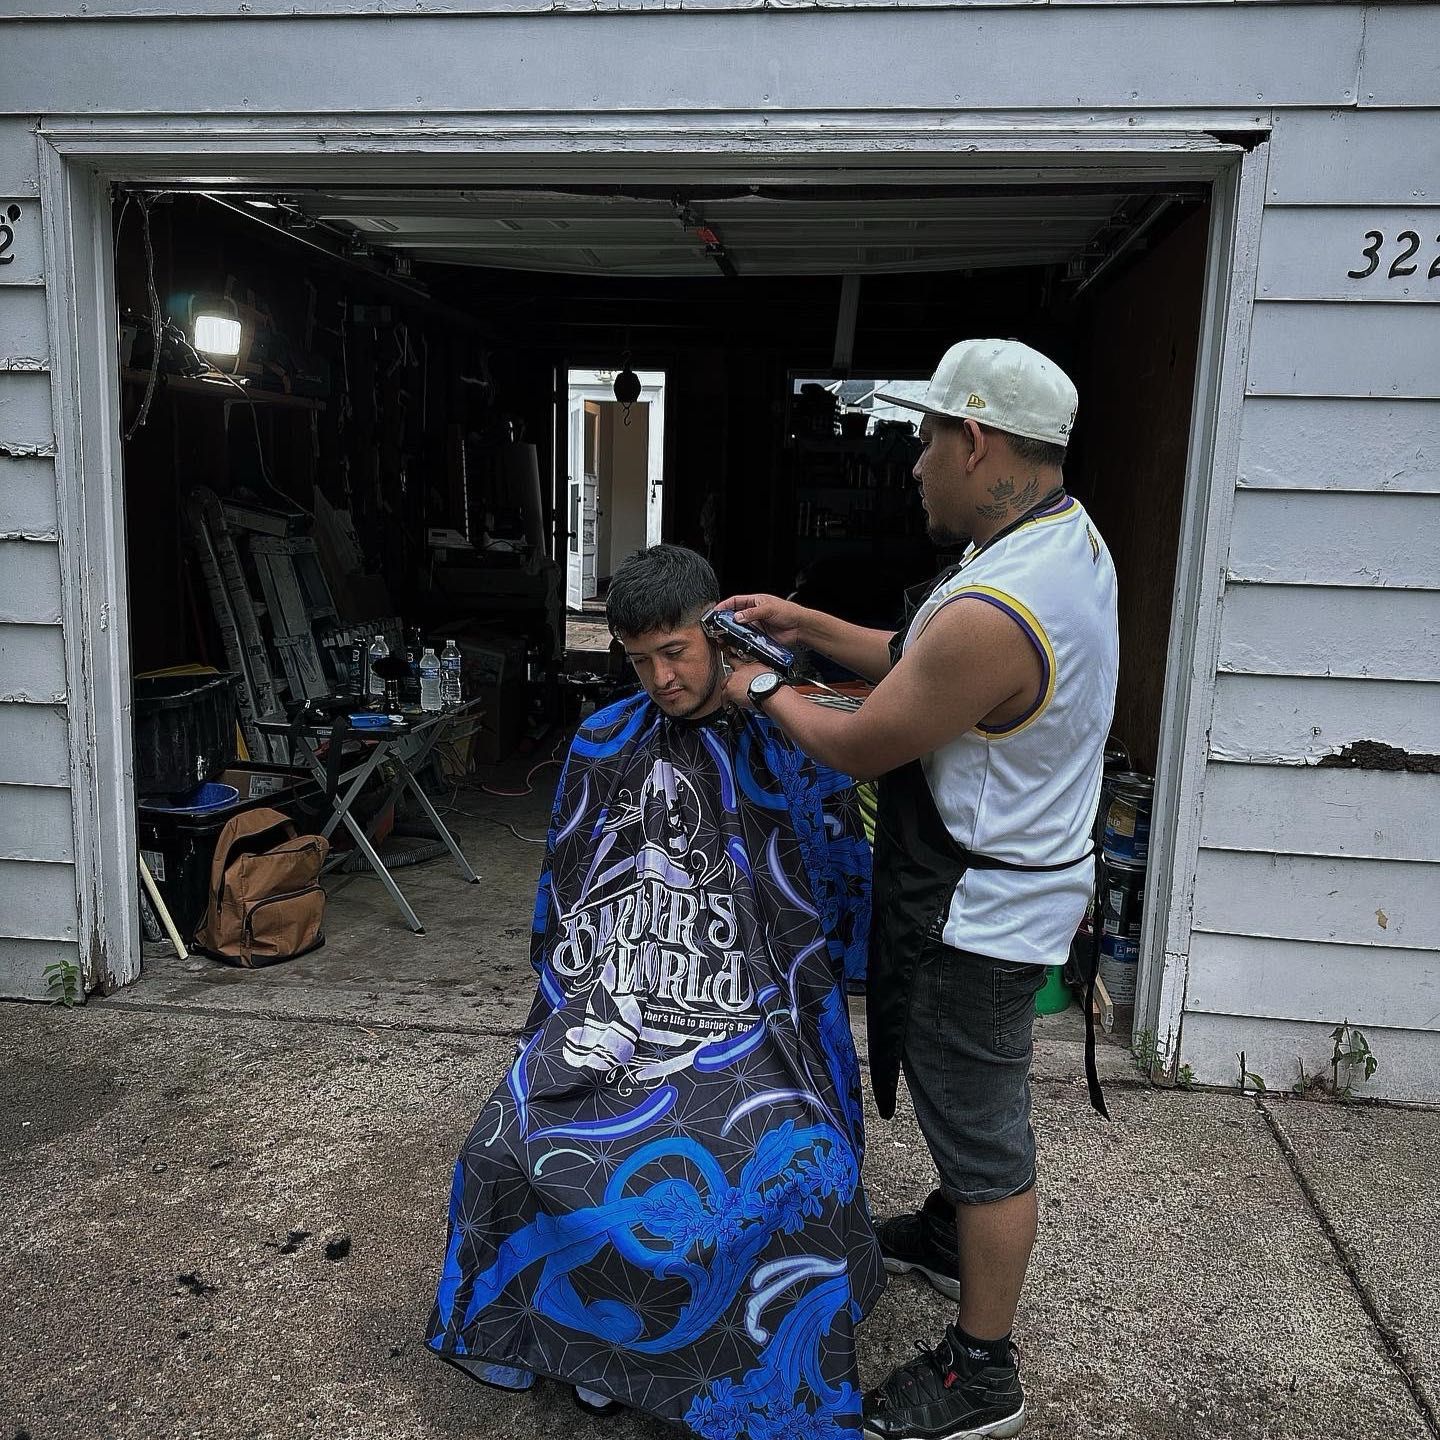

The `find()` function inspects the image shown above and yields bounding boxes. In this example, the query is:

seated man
[426,544,880,1436]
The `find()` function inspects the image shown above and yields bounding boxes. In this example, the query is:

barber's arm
[716,592,896,683]
[722,599,1041,782]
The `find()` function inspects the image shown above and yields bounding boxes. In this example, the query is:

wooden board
[1192,849,1440,952]
[1210,673,1440,762]
[0,287,50,370]
[0,455,58,538]
[1247,302,1440,400]
[1256,205,1440,304]
[1186,932,1440,1034]
[1226,489,1440,589]
[1219,583,1440,684]
[0,700,70,787]
[0,540,62,624]
[0,116,41,197]
[0,936,78,1003]
[0,198,44,288]
[1237,397,1440,495]
[0,622,66,703]
[1267,108,1440,205]
[1355,6,1440,108]
[0,857,78,941]
[0,783,74,863]
[0,370,54,452]
[1201,761,1437,863]
[1179,1011,1440,1104]
[0,7,1363,113]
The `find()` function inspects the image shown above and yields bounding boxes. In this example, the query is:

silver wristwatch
[748,670,784,708]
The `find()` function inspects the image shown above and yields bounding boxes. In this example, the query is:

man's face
[618,619,724,719]
[913,416,974,547]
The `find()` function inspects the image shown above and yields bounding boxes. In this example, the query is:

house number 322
[0,204,20,264]
[1349,230,1440,281]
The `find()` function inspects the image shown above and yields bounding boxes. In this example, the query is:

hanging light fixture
[613,354,642,426]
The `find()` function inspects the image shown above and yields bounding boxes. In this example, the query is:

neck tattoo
[975,475,1041,523]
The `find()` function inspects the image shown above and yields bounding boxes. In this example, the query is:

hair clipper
[702,608,797,679]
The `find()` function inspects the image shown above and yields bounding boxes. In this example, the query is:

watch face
[750,671,781,703]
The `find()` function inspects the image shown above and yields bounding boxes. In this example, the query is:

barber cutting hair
[719,340,1119,1440]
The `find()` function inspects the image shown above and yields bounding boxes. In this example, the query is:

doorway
[565,369,667,614]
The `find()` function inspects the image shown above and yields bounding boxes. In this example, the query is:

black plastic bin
[132,672,241,798]
[136,763,321,939]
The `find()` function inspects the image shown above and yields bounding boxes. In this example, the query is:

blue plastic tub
[142,781,240,815]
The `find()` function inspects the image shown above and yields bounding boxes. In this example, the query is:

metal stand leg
[333,805,426,935]
[372,721,481,885]
[402,769,480,883]
[321,743,391,843]
[295,733,428,934]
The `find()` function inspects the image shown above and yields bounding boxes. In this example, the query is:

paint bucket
[1102,771,1154,865]
[1098,933,1140,1006]
[1099,856,1146,944]
[1095,856,1145,1005]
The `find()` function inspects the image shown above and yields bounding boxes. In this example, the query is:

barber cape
[427,693,880,1437]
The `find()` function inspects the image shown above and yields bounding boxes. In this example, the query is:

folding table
[258,701,482,934]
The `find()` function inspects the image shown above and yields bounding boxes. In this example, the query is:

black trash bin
[132,673,240,798]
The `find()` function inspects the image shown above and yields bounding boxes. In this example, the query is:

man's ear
[966,422,988,474]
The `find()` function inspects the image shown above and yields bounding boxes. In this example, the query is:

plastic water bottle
[366,634,389,709]
[419,648,443,713]
[440,640,463,710]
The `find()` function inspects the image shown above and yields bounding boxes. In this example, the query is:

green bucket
[1035,965,1072,1015]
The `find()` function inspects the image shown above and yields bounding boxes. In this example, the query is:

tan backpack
[194,808,330,966]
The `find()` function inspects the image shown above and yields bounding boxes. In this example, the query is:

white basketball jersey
[901,494,1120,965]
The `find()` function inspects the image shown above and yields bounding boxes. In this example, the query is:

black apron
[866,495,1109,1121]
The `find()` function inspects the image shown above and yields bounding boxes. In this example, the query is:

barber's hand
[714,593,809,647]
[722,659,768,712]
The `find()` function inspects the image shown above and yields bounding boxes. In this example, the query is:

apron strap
[1085,879,1110,1119]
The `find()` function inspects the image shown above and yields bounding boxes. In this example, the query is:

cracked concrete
[3,795,1437,1440]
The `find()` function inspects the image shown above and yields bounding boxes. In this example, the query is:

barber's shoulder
[910,588,1036,663]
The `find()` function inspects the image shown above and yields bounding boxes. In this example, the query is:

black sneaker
[863,1327,1025,1440]
[875,1189,963,1302]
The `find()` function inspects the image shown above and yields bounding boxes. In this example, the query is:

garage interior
[111,177,1210,1037]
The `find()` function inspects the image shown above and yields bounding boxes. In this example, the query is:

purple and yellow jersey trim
[917,583,1057,738]
[1024,493,1080,527]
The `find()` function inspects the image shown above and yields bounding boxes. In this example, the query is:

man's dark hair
[937,414,1067,470]
[1007,432,1068,469]
[606,544,720,639]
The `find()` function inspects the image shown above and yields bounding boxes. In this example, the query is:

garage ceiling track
[217,183,1197,277]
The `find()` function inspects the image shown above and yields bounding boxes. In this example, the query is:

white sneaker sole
[882,1254,964,1303]
[863,1399,1025,1440]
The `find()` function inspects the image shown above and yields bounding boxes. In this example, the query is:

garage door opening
[107,176,1212,1040]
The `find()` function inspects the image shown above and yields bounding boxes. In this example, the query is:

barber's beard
[926,516,970,548]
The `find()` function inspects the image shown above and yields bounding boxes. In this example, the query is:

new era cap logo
[966,394,987,409]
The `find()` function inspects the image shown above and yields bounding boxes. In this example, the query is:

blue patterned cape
[427,695,880,1436]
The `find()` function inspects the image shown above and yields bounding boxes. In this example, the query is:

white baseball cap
[878,339,1078,446]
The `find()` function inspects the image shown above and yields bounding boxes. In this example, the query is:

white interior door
[565,390,584,610]
[566,370,667,599]
[581,402,600,600]
[644,374,667,547]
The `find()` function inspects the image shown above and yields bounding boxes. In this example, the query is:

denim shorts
[899,938,1047,1205]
